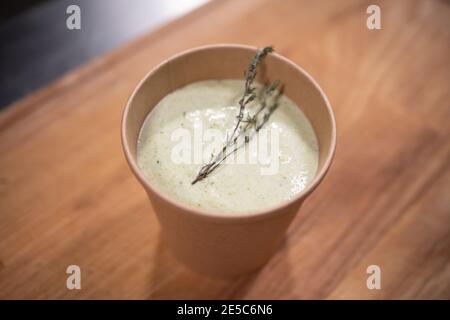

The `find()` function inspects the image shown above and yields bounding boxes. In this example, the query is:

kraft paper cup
[121,44,336,277]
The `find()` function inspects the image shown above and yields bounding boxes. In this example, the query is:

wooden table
[1,0,449,299]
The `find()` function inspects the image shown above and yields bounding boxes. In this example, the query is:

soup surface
[137,80,318,214]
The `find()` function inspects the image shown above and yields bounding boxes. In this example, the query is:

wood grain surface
[0,0,449,299]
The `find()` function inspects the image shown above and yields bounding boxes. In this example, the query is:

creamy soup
[137,80,318,214]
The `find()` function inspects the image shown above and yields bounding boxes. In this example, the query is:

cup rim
[121,43,336,223]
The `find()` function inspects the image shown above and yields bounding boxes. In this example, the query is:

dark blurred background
[0,0,208,109]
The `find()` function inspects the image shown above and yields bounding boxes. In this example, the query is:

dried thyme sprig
[229,46,273,141]
[191,46,280,185]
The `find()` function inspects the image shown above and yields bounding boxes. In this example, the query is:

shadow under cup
[121,44,336,277]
